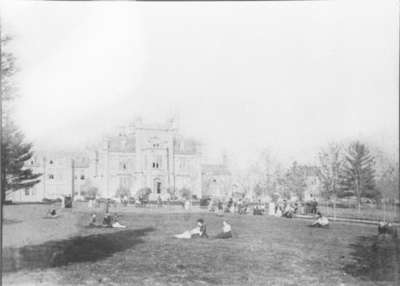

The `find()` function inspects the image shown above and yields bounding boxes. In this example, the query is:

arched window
[48,174,54,180]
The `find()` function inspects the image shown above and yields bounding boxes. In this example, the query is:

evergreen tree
[1,121,42,200]
[339,141,377,211]
[1,35,41,201]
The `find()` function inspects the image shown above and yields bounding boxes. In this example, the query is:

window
[49,160,54,165]
[48,174,54,180]
[179,159,186,170]
[30,160,34,165]
[153,143,160,148]
[152,162,159,169]
[80,175,85,180]
[25,189,30,196]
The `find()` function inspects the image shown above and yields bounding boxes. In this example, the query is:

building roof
[174,137,200,155]
[108,135,136,153]
[202,164,231,176]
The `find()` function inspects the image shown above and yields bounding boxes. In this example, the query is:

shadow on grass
[344,235,400,282]
[4,219,22,225]
[2,227,155,273]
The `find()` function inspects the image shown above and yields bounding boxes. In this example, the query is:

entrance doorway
[154,178,162,194]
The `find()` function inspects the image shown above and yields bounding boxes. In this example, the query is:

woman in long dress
[174,219,207,239]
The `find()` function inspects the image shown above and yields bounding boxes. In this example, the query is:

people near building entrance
[310,212,329,228]
[311,197,318,214]
[89,213,97,226]
[174,219,208,239]
[268,201,275,216]
[214,221,233,239]
[225,198,234,213]
[253,200,265,215]
[157,195,163,208]
[122,195,129,207]
[184,199,191,210]
[282,203,295,218]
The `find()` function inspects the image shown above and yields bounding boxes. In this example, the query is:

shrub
[82,186,99,200]
[200,197,211,206]
[179,188,191,200]
[115,186,131,198]
[136,187,151,202]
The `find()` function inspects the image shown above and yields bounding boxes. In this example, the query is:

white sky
[1,0,399,167]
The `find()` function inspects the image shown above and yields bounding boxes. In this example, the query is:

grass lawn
[2,204,400,285]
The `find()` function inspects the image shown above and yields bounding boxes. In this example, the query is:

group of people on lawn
[174,219,233,239]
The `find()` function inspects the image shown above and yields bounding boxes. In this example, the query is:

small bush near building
[115,187,131,199]
[179,188,191,200]
[136,187,152,204]
[82,186,99,200]
[200,197,211,207]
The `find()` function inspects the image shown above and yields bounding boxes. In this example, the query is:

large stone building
[8,119,230,202]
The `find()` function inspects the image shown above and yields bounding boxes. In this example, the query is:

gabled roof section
[174,137,200,155]
[108,135,136,153]
[202,164,231,176]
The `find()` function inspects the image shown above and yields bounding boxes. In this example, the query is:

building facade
[9,119,226,202]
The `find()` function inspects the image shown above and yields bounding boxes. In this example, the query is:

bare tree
[317,142,346,218]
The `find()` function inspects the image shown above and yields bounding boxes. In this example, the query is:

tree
[1,36,17,106]
[371,146,399,204]
[166,187,178,200]
[179,187,191,200]
[278,161,309,201]
[317,142,346,199]
[1,121,41,200]
[1,35,41,200]
[339,141,377,212]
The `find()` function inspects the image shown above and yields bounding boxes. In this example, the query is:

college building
[8,118,231,202]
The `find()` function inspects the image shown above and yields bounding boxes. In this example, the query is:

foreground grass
[2,204,399,285]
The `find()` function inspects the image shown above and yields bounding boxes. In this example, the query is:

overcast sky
[2,0,399,167]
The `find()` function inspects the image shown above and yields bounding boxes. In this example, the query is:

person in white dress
[174,219,207,239]
[311,212,329,228]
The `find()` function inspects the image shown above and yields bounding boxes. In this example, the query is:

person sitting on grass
[310,212,329,228]
[174,219,208,239]
[102,212,127,228]
[378,221,398,237]
[282,204,295,218]
[102,212,113,227]
[214,221,233,239]
[89,213,97,226]
[111,214,127,228]
[46,208,59,218]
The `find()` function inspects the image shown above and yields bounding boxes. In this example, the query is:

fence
[317,202,399,222]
